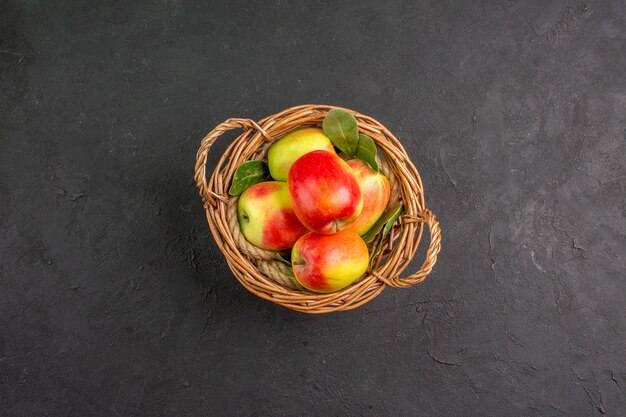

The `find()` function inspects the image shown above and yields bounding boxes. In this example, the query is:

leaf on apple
[361,203,404,244]
[322,109,359,156]
[355,133,379,172]
[228,160,269,196]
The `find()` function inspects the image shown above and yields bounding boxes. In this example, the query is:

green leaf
[274,253,292,266]
[368,204,405,263]
[381,204,404,239]
[228,160,269,196]
[361,203,404,244]
[370,234,385,262]
[322,109,359,156]
[355,133,379,172]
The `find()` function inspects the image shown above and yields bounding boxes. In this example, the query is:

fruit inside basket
[194,104,441,313]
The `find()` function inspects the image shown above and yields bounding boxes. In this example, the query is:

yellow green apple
[288,150,363,234]
[343,159,391,235]
[237,181,308,250]
[291,231,369,292]
[267,127,336,181]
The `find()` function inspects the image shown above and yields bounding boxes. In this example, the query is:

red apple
[288,150,363,234]
[343,159,391,235]
[237,181,308,250]
[291,231,369,293]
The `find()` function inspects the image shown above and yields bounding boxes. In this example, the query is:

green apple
[267,127,335,181]
[238,181,308,250]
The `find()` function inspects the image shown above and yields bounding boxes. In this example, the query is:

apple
[267,127,336,181]
[288,150,363,234]
[343,159,391,235]
[237,181,308,250]
[291,231,369,293]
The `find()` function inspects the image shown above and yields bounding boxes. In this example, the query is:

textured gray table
[1,1,625,416]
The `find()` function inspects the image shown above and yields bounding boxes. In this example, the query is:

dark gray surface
[1,1,625,416]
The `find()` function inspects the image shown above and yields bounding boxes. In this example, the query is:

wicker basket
[194,104,441,314]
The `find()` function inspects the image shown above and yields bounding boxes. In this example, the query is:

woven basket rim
[194,104,441,313]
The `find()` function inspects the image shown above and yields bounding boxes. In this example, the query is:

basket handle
[194,118,269,207]
[375,209,441,288]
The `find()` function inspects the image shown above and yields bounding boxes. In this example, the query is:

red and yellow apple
[343,159,391,235]
[291,231,369,292]
[237,181,308,250]
[267,128,336,181]
[288,150,363,234]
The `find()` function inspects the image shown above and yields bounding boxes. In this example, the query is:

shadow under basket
[194,104,441,314]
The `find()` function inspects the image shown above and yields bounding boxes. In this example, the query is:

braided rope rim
[194,104,441,313]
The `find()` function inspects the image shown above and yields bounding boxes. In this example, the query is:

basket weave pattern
[195,105,441,313]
